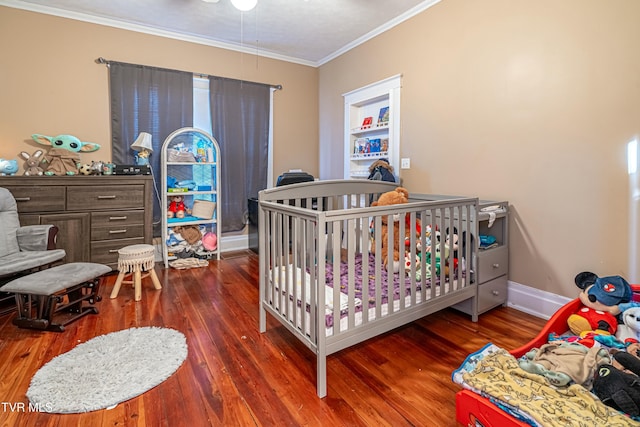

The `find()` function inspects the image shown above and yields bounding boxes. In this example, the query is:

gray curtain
[109,62,193,235]
[209,77,270,232]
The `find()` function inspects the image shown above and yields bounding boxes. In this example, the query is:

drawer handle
[97,195,117,200]
[492,263,500,269]
[492,290,500,296]
[15,197,31,202]
[109,216,128,221]
[109,229,127,234]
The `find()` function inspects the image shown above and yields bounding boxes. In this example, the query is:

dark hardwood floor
[0,250,547,426]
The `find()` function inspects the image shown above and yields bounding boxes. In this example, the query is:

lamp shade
[230,0,257,11]
[130,132,153,153]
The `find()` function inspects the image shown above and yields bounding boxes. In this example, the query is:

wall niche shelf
[343,75,401,180]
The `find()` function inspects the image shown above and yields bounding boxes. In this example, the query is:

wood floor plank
[0,250,549,426]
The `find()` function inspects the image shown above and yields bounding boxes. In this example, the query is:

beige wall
[0,7,319,182]
[319,0,640,298]
[4,2,640,300]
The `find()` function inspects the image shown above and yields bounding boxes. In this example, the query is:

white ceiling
[1,0,440,67]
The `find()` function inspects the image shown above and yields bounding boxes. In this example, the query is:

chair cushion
[0,188,20,258]
[0,262,111,295]
[0,249,66,277]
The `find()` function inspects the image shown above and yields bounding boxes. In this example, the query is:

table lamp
[131,132,153,166]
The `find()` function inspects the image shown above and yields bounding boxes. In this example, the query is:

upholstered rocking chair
[0,187,66,314]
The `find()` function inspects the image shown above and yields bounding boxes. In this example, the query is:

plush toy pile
[514,271,640,419]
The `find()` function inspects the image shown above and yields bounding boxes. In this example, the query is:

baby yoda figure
[32,134,101,176]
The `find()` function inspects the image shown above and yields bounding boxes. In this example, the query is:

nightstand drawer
[67,185,145,210]
[478,246,508,283]
[91,210,144,227]
[477,276,508,314]
[5,186,66,212]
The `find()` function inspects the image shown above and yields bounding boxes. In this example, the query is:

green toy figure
[32,134,100,176]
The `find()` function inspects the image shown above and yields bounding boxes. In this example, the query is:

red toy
[168,195,189,219]
[567,272,632,336]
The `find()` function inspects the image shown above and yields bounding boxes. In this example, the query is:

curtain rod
[95,57,283,90]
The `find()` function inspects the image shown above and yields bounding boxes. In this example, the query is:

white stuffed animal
[616,304,640,343]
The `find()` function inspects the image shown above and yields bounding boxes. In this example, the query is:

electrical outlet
[401,158,411,169]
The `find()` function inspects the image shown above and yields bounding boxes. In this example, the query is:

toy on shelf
[32,134,100,176]
[19,150,44,176]
[168,195,191,219]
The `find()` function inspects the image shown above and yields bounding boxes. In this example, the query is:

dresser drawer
[91,210,144,227]
[478,246,508,283]
[67,185,145,210]
[477,276,508,314]
[5,186,66,212]
[91,237,146,267]
[92,225,145,241]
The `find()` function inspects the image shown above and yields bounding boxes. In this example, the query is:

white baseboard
[153,235,249,262]
[220,234,249,253]
[507,280,571,320]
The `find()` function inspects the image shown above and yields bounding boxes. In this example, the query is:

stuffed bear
[370,187,420,272]
[567,272,632,336]
[168,195,190,219]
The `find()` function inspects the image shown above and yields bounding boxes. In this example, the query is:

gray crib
[258,179,479,397]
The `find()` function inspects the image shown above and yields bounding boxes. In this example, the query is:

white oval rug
[27,327,188,414]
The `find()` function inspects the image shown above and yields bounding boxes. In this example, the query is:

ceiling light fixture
[201,0,256,11]
[230,0,257,11]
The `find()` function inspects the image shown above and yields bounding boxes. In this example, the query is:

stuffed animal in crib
[32,134,101,176]
[567,272,632,337]
[370,187,421,273]
[168,195,190,219]
[19,150,44,176]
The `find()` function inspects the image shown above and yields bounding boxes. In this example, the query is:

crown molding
[1,0,441,68]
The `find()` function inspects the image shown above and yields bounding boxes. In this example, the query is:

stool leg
[134,270,142,301]
[149,268,162,290]
[110,271,126,299]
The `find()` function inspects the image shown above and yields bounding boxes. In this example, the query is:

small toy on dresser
[0,158,19,175]
[19,150,44,176]
[31,133,100,176]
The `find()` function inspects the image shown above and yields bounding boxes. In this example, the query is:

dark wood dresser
[0,175,153,269]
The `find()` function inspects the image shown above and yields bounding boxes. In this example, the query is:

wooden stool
[110,244,162,301]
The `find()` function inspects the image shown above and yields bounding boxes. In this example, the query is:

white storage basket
[192,200,216,219]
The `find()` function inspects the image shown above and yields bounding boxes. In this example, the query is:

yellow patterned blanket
[453,344,640,427]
